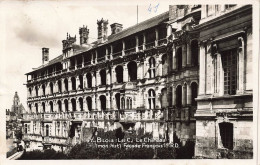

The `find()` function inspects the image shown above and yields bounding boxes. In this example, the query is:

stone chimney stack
[42,47,49,65]
[110,23,123,35]
[79,25,89,45]
[97,18,108,43]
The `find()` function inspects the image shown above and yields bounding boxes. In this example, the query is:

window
[42,84,46,96]
[100,69,106,85]
[176,48,182,70]
[71,77,76,91]
[222,49,237,95]
[176,85,182,108]
[115,66,123,83]
[86,73,92,88]
[149,57,156,78]
[148,89,156,109]
[86,97,92,111]
[128,61,137,81]
[50,82,53,94]
[100,95,106,110]
[121,97,125,109]
[24,124,28,134]
[219,122,233,149]
[191,82,198,106]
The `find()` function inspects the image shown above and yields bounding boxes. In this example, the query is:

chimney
[42,47,49,65]
[79,25,89,45]
[97,18,108,43]
[110,23,123,35]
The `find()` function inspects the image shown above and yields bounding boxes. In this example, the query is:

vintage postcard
[0,0,259,164]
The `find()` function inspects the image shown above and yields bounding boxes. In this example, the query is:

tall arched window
[115,93,121,109]
[127,61,137,81]
[86,73,92,88]
[99,95,106,110]
[28,104,32,113]
[161,88,168,108]
[100,70,107,85]
[176,85,182,108]
[35,103,38,113]
[29,88,32,97]
[86,97,92,111]
[58,100,62,112]
[71,77,76,91]
[71,98,76,111]
[176,47,182,70]
[64,99,68,112]
[162,54,168,76]
[42,102,45,113]
[49,101,54,112]
[35,86,38,97]
[149,57,156,78]
[79,97,83,111]
[191,82,198,106]
[42,84,45,96]
[191,40,199,66]
[127,97,132,109]
[58,80,62,93]
[50,82,54,95]
[148,89,156,109]
[115,66,123,83]
[64,78,68,92]
[79,75,83,90]
[46,125,49,136]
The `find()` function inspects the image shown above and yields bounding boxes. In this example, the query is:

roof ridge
[108,11,169,38]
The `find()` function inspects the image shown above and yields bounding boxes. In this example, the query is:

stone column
[62,102,65,112]
[144,59,149,79]
[143,33,146,50]
[106,70,111,85]
[219,54,224,96]
[110,45,113,60]
[182,44,187,68]
[237,37,245,94]
[83,74,87,89]
[122,40,125,56]
[123,64,129,82]
[61,78,65,92]
[68,100,72,112]
[111,66,116,84]
[137,61,143,80]
[107,93,111,110]
[199,43,206,95]
[187,41,191,66]
[76,99,80,111]
[155,28,159,47]
[92,72,96,87]
[182,85,187,106]
[95,50,98,64]
[76,76,80,90]
[105,47,109,60]
[92,94,96,110]
[135,36,139,52]
[172,86,176,106]
[187,83,191,105]
[156,56,162,77]
[68,78,72,91]
[167,24,172,38]
[172,46,176,70]
[96,70,100,86]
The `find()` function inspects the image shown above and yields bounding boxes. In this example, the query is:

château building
[22,4,253,158]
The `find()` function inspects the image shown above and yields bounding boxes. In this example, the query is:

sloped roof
[26,11,169,75]
[105,11,169,45]
[25,54,63,75]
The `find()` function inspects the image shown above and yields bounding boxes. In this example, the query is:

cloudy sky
[0,0,170,109]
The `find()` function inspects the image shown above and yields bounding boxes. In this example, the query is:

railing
[124,47,136,56]
[138,45,143,51]
[113,51,122,58]
[77,64,82,68]
[158,38,167,46]
[97,56,106,62]
[145,41,155,49]
[23,109,166,122]
[69,66,75,70]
